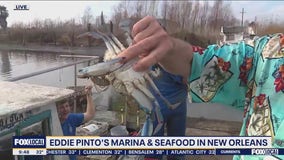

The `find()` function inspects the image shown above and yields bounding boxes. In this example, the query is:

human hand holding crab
[76,18,182,136]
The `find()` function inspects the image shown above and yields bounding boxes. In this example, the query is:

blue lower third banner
[12,149,284,155]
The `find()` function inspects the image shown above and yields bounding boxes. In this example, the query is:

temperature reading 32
[114,150,123,154]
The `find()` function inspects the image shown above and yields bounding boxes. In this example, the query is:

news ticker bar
[13,148,282,156]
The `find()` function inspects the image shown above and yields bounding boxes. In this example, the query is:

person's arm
[83,85,95,123]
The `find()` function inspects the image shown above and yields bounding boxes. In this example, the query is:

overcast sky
[228,1,284,23]
[1,1,284,27]
[1,1,120,26]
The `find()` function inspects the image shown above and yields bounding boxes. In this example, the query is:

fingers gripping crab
[77,30,180,136]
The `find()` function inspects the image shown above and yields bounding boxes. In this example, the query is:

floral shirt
[189,33,284,160]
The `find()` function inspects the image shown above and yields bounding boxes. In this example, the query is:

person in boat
[56,85,95,160]
[56,85,95,136]
[118,16,284,160]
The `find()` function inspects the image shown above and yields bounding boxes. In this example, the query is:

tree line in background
[0,1,283,47]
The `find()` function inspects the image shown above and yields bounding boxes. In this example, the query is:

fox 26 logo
[251,149,279,155]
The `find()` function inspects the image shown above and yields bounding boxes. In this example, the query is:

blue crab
[77,30,180,136]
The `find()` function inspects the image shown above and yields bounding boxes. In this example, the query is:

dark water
[0,50,92,88]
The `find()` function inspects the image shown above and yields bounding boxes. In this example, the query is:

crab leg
[109,33,126,49]
[77,31,117,55]
[96,30,137,72]
[153,104,164,135]
[94,29,122,55]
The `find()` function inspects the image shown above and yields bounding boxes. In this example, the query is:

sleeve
[233,34,284,159]
[248,34,284,147]
[68,113,84,127]
[189,41,258,109]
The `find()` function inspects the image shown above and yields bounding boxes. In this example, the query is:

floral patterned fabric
[189,33,284,160]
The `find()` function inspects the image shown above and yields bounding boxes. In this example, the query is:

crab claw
[78,57,124,77]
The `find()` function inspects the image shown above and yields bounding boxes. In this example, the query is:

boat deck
[186,117,242,136]
[0,81,73,117]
